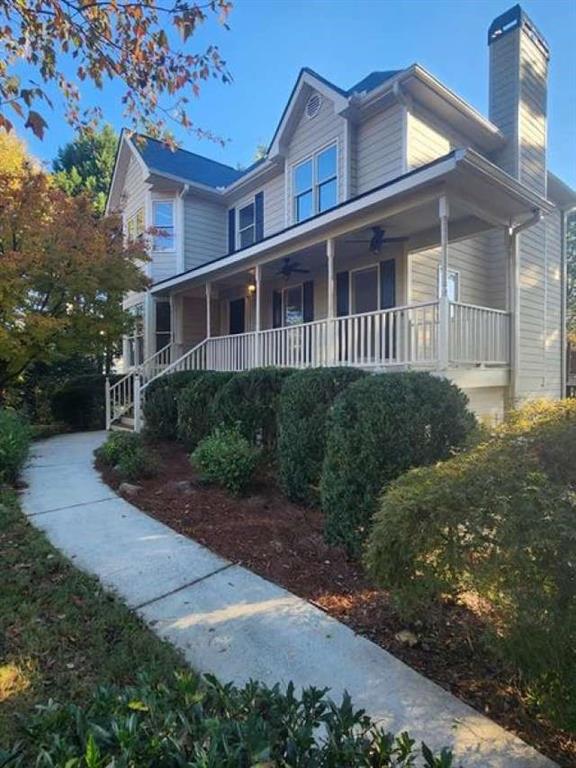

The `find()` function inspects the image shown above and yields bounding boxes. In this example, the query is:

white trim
[151,198,176,253]
[238,199,256,250]
[176,190,186,273]
[437,265,460,302]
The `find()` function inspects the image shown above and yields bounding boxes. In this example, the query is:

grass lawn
[0,488,185,749]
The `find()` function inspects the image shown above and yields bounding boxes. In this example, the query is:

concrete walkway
[22,432,554,768]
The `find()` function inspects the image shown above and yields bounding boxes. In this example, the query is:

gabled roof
[133,135,244,189]
[346,71,401,95]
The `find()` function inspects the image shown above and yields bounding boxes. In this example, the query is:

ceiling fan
[277,257,310,280]
[346,226,408,254]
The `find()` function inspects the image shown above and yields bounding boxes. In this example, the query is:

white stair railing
[105,343,173,430]
[142,337,210,392]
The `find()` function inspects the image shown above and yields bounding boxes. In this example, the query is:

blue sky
[24,0,576,188]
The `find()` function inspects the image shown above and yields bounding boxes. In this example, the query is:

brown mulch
[97,440,575,767]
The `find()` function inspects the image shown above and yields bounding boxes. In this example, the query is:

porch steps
[110,416,135,433]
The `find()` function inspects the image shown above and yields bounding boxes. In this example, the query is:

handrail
[142,337,209,391]
[450,301,509,316]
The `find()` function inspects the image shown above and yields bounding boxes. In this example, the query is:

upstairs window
[152,200,175,251]
[238,202,255,248]
[126,207,144,242]
[293,143,338,223]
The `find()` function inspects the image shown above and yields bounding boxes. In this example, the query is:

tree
[0,162,148,392]
[0,1,232,142]
[53,125,118,215]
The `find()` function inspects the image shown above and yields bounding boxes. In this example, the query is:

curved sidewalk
[22,431,555,768]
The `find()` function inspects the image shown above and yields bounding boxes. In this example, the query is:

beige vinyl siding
[122,153,147,241]
[489,28,520,176]
[519,31,548,197]
[543,210,563,396]
[406,106,472,170]
[355,104,404,194]
[226,171,286,241]
[410,235,498,307]
[183,195,227,270]
[285,89,346,223]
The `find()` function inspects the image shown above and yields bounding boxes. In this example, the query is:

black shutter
[336,271,349,317]
[380,259,396,309]
[255,191,264,242]
[228,208,236,254]
[272,290,282,328]
[303,280,314,323]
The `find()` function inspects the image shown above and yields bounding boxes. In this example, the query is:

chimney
[488,4,550,196]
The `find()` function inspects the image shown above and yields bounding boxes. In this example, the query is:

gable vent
[305,92,321,119]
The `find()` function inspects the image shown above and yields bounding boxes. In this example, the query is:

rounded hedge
[320,371,475,554]
[277,367,367,505]
[365,399,576,730]
[210,367,293,451]
[143,370,207,440]
[177,371,233,449]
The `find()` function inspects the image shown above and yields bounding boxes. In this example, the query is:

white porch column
[170,293,184,362]
[133,373,142,433]
[326,238,336,365]
[143,291,156,364]
[438,196,450,371]
[254,264,262,366]
[205,282,212,369]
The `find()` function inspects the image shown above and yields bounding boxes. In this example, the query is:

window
[155,301,171,352]
[238,202,255,248]
[352,266,379,314]
[126,207,144,242]
[283,285,304,326]
[152,200,175,251]
[293,143,338,223]
[126,304,144,367]
[437,267,460,302]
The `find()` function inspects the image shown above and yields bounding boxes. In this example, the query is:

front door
[229,298,245,335]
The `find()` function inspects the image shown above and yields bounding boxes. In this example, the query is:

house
[105,4,576,431]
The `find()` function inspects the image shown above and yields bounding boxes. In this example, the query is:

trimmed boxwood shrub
[95,431,157,481]
[143,371,207,440]
[12,672,456,767]
[210,367,293,451]
[321,371,475,554]
[0,409,32,484]
[191,425,260,495]
[177,371,234,449]
[365,399,576,731]
[50,374,119,431]
[278,367,366,505]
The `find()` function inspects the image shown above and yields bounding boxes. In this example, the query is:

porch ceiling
[153,149,552,296]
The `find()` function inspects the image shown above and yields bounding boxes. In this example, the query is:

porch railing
[107,301,511,431]
[449,302,510,365]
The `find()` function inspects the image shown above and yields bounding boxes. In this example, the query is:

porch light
[247,280,256,295]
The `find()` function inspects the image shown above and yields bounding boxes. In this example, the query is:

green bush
[143,370,207,440]
[321,372,475,554]
[50,374,117,431]
[211,367,293,451]
[191,426,260,495]
[177,371,234,449]
[9,672,456,767]
[95,431,157,482]
[0,410,32,484]
[365,398,576,730]
[278,367,366,505]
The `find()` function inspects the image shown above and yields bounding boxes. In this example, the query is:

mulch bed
[97,440,575,767]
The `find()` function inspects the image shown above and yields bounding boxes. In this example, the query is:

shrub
[50,374,117,431]
[191,426,260,495]
[211,367,293,451]
[96,431,157,482]
[365,398,576,730]
[143,371,207,440]
[0,410,32,484]
[321,372,475,554]
[12,672,456,767]
[177,371,234,449]
[278,367,366,505]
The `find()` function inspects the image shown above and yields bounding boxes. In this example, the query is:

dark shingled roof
[133,136,245,189]
[132,70,401,189]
